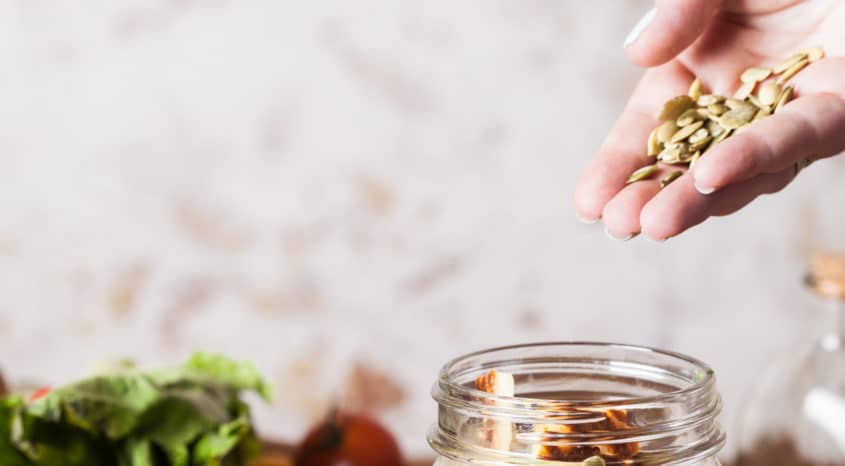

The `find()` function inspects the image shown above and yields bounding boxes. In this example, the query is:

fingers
[693,58,845,193]
[625,0,722,67]
[640,165,795,241]
[574,62,693,222]
[602,168,672,239]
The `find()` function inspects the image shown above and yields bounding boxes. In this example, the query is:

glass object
[736,252,845,466]
[429,342,725,465]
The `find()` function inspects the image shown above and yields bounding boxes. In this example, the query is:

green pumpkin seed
[670,120,704,143]
[697,94,724,106]
[626,164,659,184]
[647,127,661,156]
[707,103,729,116]
[656,120,679,143]
[661,170,684,188]
[718,106,756,130]
[676,108,703,127]
[658,95,695,121]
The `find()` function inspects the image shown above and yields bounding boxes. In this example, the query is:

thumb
[623,0,721,67]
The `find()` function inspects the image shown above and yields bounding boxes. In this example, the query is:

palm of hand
[575,0,845,241]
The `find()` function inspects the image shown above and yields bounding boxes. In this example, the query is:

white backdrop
[1,0,844,459]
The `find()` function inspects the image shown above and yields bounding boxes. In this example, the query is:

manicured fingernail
[646,235,667,243]
[694,181,716,195]
[605,225,637,241]
[624,8,656,48]
[577,213,600,224]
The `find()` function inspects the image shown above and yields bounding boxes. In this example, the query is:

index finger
[574,61,694,222]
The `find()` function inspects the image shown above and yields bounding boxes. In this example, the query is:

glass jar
[429,342,725,465]
[735,252,845,466]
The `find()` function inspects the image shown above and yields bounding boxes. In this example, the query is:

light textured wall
[1,0,844,460]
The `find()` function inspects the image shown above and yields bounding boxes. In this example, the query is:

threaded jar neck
[429,342,725,465]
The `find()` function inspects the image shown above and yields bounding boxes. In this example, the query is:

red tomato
[294,410,404,466]
[30,386,52,402]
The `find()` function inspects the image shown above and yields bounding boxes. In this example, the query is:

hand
[574,0,845,241]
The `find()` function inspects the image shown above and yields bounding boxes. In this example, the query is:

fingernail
[577,213,600,224]
[694,181,716,195]
[605,225,637,241]
[624,8,656,48]
[646,235,667,243]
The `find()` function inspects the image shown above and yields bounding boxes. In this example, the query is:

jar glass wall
[429,342,725,465]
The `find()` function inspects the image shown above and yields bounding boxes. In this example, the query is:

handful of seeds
[627,47,825,188]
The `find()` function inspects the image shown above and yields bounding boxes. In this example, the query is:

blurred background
[2,0,845,462]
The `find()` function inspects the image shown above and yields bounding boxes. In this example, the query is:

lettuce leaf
[0,353,268,466]
[0,397,33,466]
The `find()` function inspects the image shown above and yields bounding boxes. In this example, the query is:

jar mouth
[430,342,725,465]
[438,342,716,410]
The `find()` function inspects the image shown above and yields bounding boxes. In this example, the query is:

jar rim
[437,341,715,409]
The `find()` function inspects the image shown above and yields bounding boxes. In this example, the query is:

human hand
[574,0,845,241]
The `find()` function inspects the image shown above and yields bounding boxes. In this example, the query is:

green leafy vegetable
[0,354,269,466]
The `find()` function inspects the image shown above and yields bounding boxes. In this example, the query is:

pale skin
[574,0,845,241]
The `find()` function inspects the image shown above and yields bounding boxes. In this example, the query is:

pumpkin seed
[688,127,710,144]
[752,106,772,122]
[774,84,794,112]
[706,120,725,138]
[656,120,679,143]
[659,143,687,164]
[803,47,825,62]
[697,94,724,106]
[690,134,712,152]
[734,81,756,100]
[741,67,772,83]
[658,95,695,121]
[758,81,782,107]
[773,53,807,74]
[707,103,728,116]
[776,57,809,84]
[726,98,754,111]
[747,94,769,111]
[688,78,705,100]
[718,106,756,129]
[676,108,703,126]
[661,170,684,188]
[647,127,661,156]
[583,456,606,466]
[670,120,704,143]
[626,164,659,184]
